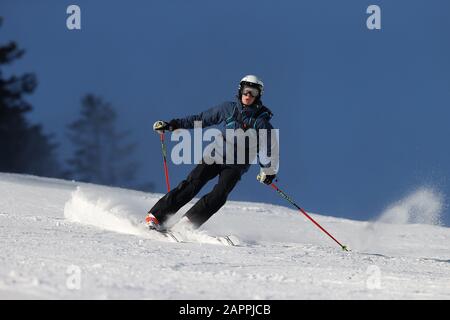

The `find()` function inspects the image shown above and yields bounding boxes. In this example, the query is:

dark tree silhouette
[67,94,139,187]
[0,18,61,177]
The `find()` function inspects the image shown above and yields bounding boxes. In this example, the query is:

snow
[0,173,449,299]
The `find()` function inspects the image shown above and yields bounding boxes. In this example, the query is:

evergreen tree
[67,94,139,187]
[0,18,61,177]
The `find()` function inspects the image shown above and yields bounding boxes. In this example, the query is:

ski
[160,230,183,243]
[148,227,238,246]
[148,228,184,243]
[215,235,239,246]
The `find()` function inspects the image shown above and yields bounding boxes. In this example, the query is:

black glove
[257,172,276,185]
[153,120,178,132]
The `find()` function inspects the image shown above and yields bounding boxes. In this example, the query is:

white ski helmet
[239,74,264,96]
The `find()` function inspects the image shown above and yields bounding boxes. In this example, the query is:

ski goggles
[241,86,260,97]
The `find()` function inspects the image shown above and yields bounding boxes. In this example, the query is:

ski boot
[145,212,161,231]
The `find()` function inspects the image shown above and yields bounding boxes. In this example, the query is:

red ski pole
[269,182,348,251]
[159,131,171,192]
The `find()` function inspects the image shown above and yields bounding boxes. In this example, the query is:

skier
[145,75,278,231]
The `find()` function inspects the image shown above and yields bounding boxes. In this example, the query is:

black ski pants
[149,163,244,228]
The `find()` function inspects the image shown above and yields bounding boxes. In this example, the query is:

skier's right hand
[153,120,178,132]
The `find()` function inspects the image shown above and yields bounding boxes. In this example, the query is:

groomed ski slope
[0,173,449,299]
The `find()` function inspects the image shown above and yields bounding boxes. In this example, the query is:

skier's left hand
[257,172,276,185]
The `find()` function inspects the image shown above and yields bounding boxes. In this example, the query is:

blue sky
[2,0,450,225]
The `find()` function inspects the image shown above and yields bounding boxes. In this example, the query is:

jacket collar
[236,97,259,113]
